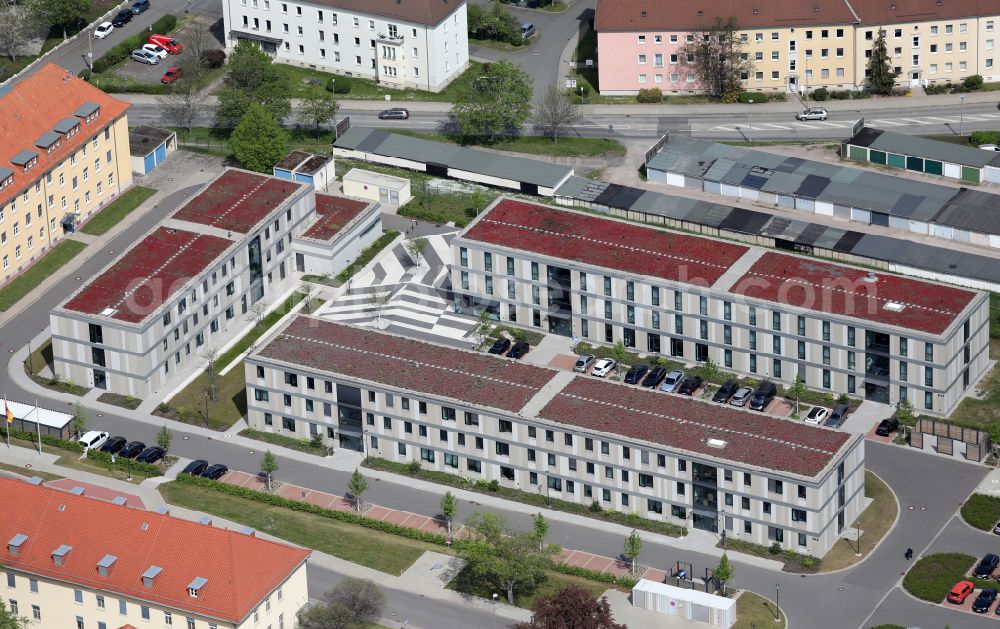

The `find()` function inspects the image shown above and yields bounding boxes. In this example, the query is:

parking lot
[110,15,223,84]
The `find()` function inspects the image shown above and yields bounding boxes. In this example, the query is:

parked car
[659,370,685,393]
[507,342,529,359]
[520,23,536,39]
[748,381,777,411]
[641,366,667,388]
[136,446,165,464]
[148,34,182,53]
[161,66,183,84]
[78,431,109,451]
[181,459,209,475]
[795,107,828,121]
[875,417,900,436]
[994,520,1000,535]
[119,441,146,458]
[94,22,114,39]
[712,379,740,403]
[99,436,128,454]
[488,337,511,355]
[142,43,169,59]
[947,580,975,604]
[111,9,132,26]
[131,0,150,14]
[677,376,704,396]
[573,354,596,373]
[592,359,616,378]
[201,464,229,480]
[130,49,159,65]
[378,107,410,120]
[973,588,999,613]
[825,404,850,428]
[729,386,754,407]
[974,553,1000,579]
[623,364,649,385]
[805,406,829,425]
[980,144,1000,151]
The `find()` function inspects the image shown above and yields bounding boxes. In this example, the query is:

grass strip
[903,553,994,602]
[961,493,1000,531]
[0,241,87,311]
[80,186,157,235]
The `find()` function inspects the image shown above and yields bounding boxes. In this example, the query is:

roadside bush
[636,88,663,103]
[200,49,226,69]
[924,83,950,95]
[961,493,1000,530]
[552,563,637,589]
[767,92,787,102]
[829,90,854,100]
[811,87,829,101]
[972,130,1000,145]
[150,14,178,34]
[737,92,768,104]
[91,34,146,73]
[78,68,91,81]
[965,74,985,91]
[326,75,352,93]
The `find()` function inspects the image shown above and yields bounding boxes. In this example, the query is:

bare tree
[532,87,580,142]
[0,0,45,63]
[368,292,390,329]
[682,17,753,103]
[181,21,216,84]
[203,347,219,401]
[158,80,209,134]
[247,302,268,329]
[404,237,428,267]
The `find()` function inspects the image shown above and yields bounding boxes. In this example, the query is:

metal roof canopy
[848,125,1000,168]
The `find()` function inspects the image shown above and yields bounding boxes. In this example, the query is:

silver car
[659,370,685,393]
[131,49,159,65]
[795,107,828,121]
[729,387,754,407]
[573,354,596,373]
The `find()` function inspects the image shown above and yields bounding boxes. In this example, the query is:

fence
[644,131,671,164]
[910,417,991,462]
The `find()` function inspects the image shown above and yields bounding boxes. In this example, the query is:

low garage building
[342,168,411,207]
[129,126,176,175]
[273,151,336,192]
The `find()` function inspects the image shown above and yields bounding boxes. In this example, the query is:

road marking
[980,113,1000,118]
[790,122,821,129]
[708,125,740,131]
[870,119,904,126]
[898,118,930,124]
[924,116,958,123]
[753,123,792,130]
[809,121,852,127]
[963,115,988,121]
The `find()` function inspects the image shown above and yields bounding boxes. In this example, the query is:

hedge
[971,130,1000,146]
[91,14,177,73]
[961,493,1000,531]
[636,88,663,103]
[326,76,353,94]
[173,472,449,545]
[7,429,162,476]
[811,87,829,101]
[738,92,768,104]
[551,562,638,589]
[151,14,177,34]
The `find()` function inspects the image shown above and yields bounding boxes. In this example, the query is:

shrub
[151,14,178,34]
[78,68,91,81]
[636,88,663,103]
[200,49,226,69]
[767,92,786,102]
[972,130,1000,145]
[965,74,985,91]
[961,493,1000,530]
[588,500,602,513]
[768,542,782,555]
[487,479,500,492]
[404,460,422,474]
[829,90,853,100]
[812,87,829,101]
[737,92,768,104]
[326,76,352,94]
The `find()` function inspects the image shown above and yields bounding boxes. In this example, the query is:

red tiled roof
[62,227,231,323]
[256,317,557,414]
[541,378,851,477]
[462,199,749,287]
[595,0,858,31]
[729,252,976,335]
[172,170,303,234]
[0,64,130,209]
[0,477,309,623]
[301,194,371,241]
[851,0,996,25]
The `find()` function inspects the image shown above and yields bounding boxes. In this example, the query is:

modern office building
[222,0,469,92]
[450,198,990,417]
[245,316,865,556]
[0,63,132,287]
[49,169,379,396]
[0,476,310,629]
[595,0,1000,95]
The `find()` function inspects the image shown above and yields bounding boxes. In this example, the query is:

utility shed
[272,151,335,191]
[342,168,411,206]
[632,580,736,627]
[843,124,1000,184]
[129,126,176,175]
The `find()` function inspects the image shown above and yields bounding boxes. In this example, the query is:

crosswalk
[701,111,1000,132]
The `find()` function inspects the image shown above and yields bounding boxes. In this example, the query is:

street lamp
[748,99,754,144]
[774,584,780,622]
[959,93,967,136]
[492,593,498,629]
[855,512,862,557]
[720,509,727,551]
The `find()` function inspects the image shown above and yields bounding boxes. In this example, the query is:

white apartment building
[0,476,310,629]
[450,198,991,417]
[223,0,469,92]
[245,316,865,556]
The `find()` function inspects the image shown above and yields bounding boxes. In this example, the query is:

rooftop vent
[863,272,878,283]
[187,577,208,598]
[752,8,759,14]
[52,544,73,566]
[57,504,66,511]
[707,438,728,449]
[198,516,212,526]
[100,308,116,317]
[890,3,896,9]
[697,10,703,15]
[7,534,28,556]
[97,555,117,576]
[69,486,85,495]
[155,506,170,516]
[142,566,163,588]
[884,302,906,312]
[814,5,820,11]
[640,10,647,16]
[111,496,127,506]
[140,523,150,531]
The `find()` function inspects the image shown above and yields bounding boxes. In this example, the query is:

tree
[179,22,215,84]
[367,291,390,329]
[298,577,386,629]
[787,376,806,417]
[247,301,269,328]
[511,586,626,629]
[467,1,520,44]
[532,513,549,551]
[866,31,898,95]
[158,80,209,134]
[455,512,559,604]
[298,91,339,138]
[714,553,734,595]
[611,341,628,375]
[440,491,457,536]
[683,17,752,102]
[451,61,533,142]
[0,596,29,629]
[347,468,368,512]
[71,401,87,438]
[230,103,287,172]
[532,87,579,142]
[216,40,291,127]
[203,347,219,402]
[0,0,45,63]
[404,237,428,267]
[623,529,642,575]
[260,450,278,492]
[156,425,173,453]
[476,309,493,344]
[35,0,89,39]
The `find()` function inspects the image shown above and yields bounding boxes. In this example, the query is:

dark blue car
[623,364,648,385]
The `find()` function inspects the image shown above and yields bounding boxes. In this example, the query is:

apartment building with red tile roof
[0,476,309,628]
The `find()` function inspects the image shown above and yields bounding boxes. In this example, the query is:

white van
[79,430,109,451]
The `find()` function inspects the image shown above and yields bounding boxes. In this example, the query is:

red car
[947,580,975,604]
[160,66,183,84]
[148,34,182,54]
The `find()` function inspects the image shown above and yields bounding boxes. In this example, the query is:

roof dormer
[52,544,72,566]
[6,534,27,556]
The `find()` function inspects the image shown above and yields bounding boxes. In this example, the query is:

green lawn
[820,471,896,571]
[81,187,157,235]
[733,591,785,628]
[172,126,338,160]
[902,553,994,602]
[470,38,530,52]
[159,481,429,575]
[216,291,308,371]
[0,462,62,482]
[239,428,328,455]
[573,28,597,64]
[302,230,400,287]
[448,564,610,609]
[962,493,1000,531]
[276,61,484,101]
[390,130,626,158]
[947,338,1000,432]
[0,240,87,311]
